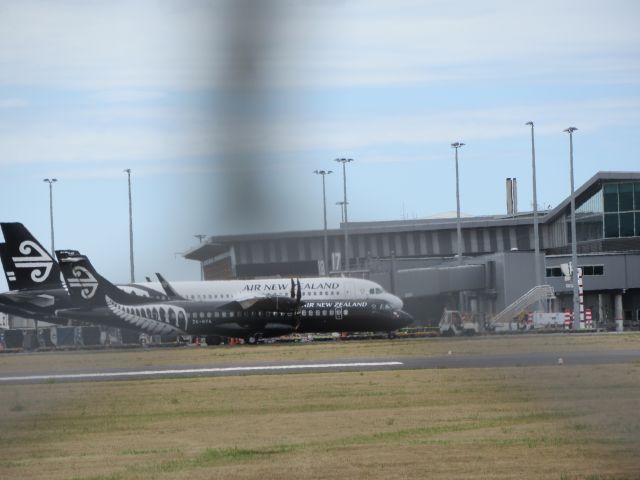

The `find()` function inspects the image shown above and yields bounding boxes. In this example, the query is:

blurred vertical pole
[124,169,135,283]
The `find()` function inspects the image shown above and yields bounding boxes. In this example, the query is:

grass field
[0,334,639,479]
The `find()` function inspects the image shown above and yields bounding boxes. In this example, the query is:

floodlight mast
[335,158,353,272]
[526,122,543,310]
[564,127,581,330]
[314,169,333,274]
[124,169,135,283]
[43,178,58,254]
[451,142,465,265]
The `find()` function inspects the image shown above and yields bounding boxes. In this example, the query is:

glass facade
[572,186,604,242]
[602,182,640,238]
[568,182,640,241]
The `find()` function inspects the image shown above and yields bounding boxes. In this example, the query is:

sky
[1,0,639,291]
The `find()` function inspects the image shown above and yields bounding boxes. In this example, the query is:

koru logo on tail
[67,266,99,299]
[11,240,54,283]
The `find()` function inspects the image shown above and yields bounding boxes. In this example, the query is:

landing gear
[246,334,262,345]
[205,335,222,346]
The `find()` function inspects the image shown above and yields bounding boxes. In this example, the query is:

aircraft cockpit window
[369,288,375,294]
[376,288,383,294]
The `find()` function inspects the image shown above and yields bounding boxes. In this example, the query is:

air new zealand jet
[55,251,413,344]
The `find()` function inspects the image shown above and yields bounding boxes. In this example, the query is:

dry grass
[0,336,639,479]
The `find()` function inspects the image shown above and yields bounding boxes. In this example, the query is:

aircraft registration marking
[0,361,404,383]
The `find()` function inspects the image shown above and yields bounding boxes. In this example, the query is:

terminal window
[546,265,603,277]
[603,182,640,238]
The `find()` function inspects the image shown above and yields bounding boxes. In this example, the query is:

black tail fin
[155,272,185,300]
[56,250,143,307]
[0,223,62,291]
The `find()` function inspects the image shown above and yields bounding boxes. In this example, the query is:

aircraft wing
[0,291,56,308]
[222,295,301,313]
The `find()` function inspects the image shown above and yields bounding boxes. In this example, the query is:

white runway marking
[0,361,404,383]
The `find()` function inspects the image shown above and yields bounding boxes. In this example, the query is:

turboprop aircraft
[55,251,413,344]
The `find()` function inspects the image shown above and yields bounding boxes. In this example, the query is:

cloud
[1,95,637,169]
[0,98,27,108]
[0,1,638,90]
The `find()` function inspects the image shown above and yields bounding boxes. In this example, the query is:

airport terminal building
[185,171,640,329]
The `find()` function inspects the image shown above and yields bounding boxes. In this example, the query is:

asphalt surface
[1,349,638,384]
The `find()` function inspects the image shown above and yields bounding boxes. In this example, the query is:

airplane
[0,223,166,328]
[0,222,412,343]
[55,250,413,344]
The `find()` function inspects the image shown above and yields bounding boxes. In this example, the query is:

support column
[614,293,624,332]
[597,293,604,328]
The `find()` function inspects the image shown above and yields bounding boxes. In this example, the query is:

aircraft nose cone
[394,310,414,328]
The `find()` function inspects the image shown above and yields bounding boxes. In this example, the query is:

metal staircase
[490,285,555,326]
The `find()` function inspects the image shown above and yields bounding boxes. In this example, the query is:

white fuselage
[121,277,403,310]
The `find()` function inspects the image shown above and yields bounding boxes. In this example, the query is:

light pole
[194,234,206,280]
[564,127,581,330]
[123,169,135,283]
[336,201,346,223]
[314,170,332,274]
[451,143,464,265]
[526,122,542,302]
[43,178,57,254]
[335,158,353,272]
